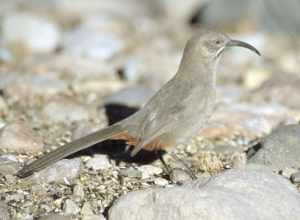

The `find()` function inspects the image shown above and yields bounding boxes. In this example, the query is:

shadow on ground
[67,103,164,164]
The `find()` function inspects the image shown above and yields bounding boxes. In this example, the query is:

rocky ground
[0,0,300,219]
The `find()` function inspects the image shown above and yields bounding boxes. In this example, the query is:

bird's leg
[157,150,197,183]
[157,150,173,177]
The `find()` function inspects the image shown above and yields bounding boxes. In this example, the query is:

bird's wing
[130,102,185,156]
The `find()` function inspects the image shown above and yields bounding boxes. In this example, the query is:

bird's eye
[215,40,221,45]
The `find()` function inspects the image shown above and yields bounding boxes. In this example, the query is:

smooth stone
[81,202,106,220]
[120,167,142,178]
[30,158,81,184]
[170,168,193,184]
[109,165,300,220]
[0,155,19,175]
[2,13,60,53]
[104,86,155,108]
[0,122,44,153]
[291,171,300,184]
[63,27,126,61]
[73,184,85,200]
[81,202,94,216]
[85,154,112,171]
[249,124,300,171]
[154,177,169,186]
[63,199,80,215]
[119,57,143,82]
[137,165,163,179]
[6,192,25,202]
[42,99,90,123]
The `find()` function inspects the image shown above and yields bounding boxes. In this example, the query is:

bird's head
[184,31,260,60]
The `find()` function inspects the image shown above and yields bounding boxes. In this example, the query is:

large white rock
[109,165,300,220]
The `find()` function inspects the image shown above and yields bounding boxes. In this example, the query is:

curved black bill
[227,40,261,56]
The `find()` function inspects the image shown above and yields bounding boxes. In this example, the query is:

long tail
[17,123,124,178]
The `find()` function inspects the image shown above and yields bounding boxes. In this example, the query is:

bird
[17,31,260,178]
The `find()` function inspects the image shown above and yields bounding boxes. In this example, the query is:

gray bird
[17,31,260,178]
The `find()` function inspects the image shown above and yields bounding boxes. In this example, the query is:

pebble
[137,165,163,179]
[154,177,169,186]
[170,168,193,184]
[119,57,143,82]
[63,199,80,215]
[85,154,112,171]
[31,158,81,184]
[42,99,91,123]
[291,171,300,184]
[0,155,19,175]
[6,192,25,202]
[249,124,300,171]
[81,202,94,216]
[0,122,44,153]
[120,167,142,178]
[81,201,106,220]
[63,27,126,61]
[73,184,85,200]
[2,13,60,53]
[109,165,300,220]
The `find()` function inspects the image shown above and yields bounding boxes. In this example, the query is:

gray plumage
[17,31,260,178]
